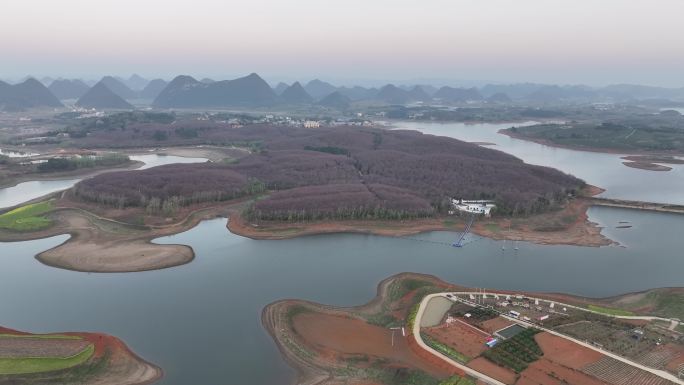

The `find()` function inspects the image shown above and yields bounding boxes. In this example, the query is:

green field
[587,305,635,317]
[421,333,470,363]
[0,201,54,231]
[482,329,542,373]
[0,344,94,375]
[439,377,476,385]
[0,334,81,340]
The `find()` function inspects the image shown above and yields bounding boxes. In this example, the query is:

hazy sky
[2,0,683,86]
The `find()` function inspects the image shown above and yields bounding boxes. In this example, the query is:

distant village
[193,111,376,129]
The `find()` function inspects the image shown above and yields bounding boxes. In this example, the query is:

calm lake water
[392,121,684,205]
[0,154,207,209]
[1,206,683,385]
[1,127,683,384]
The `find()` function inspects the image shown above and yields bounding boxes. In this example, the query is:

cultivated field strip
[583,356,677,385]
[635,346,680,369]
[0,336,90,358]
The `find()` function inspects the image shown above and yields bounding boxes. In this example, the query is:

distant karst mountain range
[2,72,684,111]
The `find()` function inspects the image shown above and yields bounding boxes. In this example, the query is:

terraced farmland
[582,357,677,385]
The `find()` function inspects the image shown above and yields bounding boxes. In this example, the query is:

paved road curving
[415,291,684,385]
[413,294,507,385]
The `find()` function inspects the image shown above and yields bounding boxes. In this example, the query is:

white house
[451,199,496,217]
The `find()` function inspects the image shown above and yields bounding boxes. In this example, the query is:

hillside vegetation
[73,124,583,218]
[505,111,684,152]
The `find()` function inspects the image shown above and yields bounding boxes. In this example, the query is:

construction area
[418,292,683,385]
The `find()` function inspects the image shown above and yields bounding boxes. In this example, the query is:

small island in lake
[1,118,610,273]
[0,326,161,384]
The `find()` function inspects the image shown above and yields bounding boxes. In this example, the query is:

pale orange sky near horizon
[1,0,683,86]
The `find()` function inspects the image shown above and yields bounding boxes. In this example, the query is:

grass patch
[366,313,399,328]
[484,223,500,232]
[0,334,81,340]
[365,367,442,385]
[561,214,578,224]
[482,328,542,373]
[285,304,311,323]
[644,292,684,320]
[0,201,54,231]
[0,344,94,375]
[439,376,476,385]
[421,333,470,363]
[606,291,684,319]
[406,303,421,331]
[389,278,432,302]
[265,227,303,234]
[587,305,635,317]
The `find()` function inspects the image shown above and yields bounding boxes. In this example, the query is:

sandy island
[620,155,684,172]
[0,326,161,385]
[0,205,208,273]
[622,161,672,171]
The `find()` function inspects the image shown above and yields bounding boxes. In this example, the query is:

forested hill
[73,124,584,219]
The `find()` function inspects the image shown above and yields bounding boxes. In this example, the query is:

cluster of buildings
[197,112,374,128]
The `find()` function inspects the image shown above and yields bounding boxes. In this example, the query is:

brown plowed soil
[665,348,684,374]
[293,312,451,378]
[480,317,515,334]
[518,358,609,385]
[534,332,603,369]
[467,357,517,384]
[424,322,488,358]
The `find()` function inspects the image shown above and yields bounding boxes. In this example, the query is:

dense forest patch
[504,112,684,152]
[73,125,583,217]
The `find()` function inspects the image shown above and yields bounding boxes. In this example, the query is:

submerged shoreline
[0,186,614,272]
[7,184,684,274]
[226,186,611,247]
